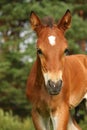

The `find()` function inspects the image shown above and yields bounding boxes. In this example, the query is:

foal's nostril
[47,79,62,89]
[48,80,55,88]
[47,79,63,95]
[56,80,62,88]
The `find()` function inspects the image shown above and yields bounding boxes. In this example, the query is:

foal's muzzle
[47,79,62,95]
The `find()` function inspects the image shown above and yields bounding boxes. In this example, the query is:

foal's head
[30,10,71,95]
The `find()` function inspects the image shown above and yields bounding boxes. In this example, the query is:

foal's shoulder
[66,54,87,60]
[66,54,87,68]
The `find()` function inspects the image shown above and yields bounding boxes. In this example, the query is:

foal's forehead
[37,27,67,47]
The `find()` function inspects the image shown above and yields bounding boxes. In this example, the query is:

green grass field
[0,109,34,130]
[0,109,86,130]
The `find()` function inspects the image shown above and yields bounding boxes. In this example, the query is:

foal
[26,10,87,130]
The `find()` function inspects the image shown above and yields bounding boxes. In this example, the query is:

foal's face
[30,10,71,95]
[37,27,68,95]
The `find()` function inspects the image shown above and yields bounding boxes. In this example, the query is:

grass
[0,109,34,130]
[0,109,86,130]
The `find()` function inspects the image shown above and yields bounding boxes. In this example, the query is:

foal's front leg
[32,105,69,130]
[51,106,82,130]
[67,116,82,130]
[32,109,50,130]
[51,104,69,130]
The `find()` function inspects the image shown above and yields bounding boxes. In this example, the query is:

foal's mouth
[46,79,63,95]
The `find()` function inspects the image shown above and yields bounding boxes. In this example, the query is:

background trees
[0,0,87,127]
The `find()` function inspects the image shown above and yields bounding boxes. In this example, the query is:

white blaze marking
[48,36,56,46]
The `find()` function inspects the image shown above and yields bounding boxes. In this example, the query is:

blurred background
[0,0,87,130]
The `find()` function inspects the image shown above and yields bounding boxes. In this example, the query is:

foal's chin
[47,88,62,95]
[48,91,61,95]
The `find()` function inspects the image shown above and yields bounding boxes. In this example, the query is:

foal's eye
[64,48,70,56]
[37,48,43,55]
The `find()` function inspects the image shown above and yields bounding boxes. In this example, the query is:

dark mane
[41,16,54,28]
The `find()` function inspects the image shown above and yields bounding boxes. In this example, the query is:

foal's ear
[58,10,71,32]
[30,11,43,33]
